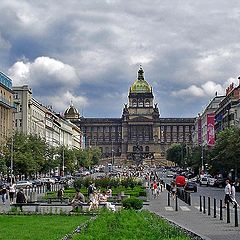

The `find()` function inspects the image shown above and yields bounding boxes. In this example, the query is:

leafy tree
[210,127,240,177]
[166,144,183,166]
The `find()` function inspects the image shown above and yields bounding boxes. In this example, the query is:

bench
[46,197,69,204]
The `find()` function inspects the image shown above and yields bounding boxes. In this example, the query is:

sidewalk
[144,189,240,240]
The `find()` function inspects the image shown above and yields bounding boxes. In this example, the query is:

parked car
[184,182,197,192]
[16,180,32,188]
[199,177,209,186]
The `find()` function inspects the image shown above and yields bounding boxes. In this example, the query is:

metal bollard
[220,200,223,220]
[167,192,170,206]
[200,196,202,212]
[213,198,216,218]
[234,203,238,227]
[203,196,206,214]
[175,195,178,211]
[208,197,211,216]
[227,202,230,223]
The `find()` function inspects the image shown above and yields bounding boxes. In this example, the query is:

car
[16,180,32,188]
[30,179,43,187]
[184,182,197,192]
[199,177,209,186]
[208,177,216,186]
[214,177,226,188]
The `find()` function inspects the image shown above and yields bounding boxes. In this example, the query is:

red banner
[207,113,215,146]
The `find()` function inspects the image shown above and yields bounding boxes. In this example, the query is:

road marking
[180,206,191,211]
[165,207,174,211]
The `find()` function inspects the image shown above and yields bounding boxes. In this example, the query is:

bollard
[234,203,238,227]
[220,200,223,220]
[213,198,216,218]
[175,196,178,211]
[200,196,202,212]
[208,197,211,216]
[227,202,230,223]
[203,196,206,214]
[167,192,170,206]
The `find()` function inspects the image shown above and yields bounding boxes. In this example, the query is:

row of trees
[166,126,240,177]
[0,132,101,179]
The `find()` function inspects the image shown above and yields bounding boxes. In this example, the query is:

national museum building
[64,67,195,165]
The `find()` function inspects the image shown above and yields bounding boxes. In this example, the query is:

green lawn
[0,214,90,240]
[73,210,191,240]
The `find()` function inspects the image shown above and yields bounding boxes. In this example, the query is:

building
[0,72,15,150]
[64,67,195,165]
[215,81,240,133]
[13,85,82,150]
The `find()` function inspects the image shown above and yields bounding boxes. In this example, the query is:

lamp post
[10,135,14,185]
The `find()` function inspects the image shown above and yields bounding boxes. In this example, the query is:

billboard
[207,113,215,146]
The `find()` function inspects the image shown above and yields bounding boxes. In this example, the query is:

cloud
[171,78,239,100]
[8,56,79,88]
[8,56,86,112]
[1,1,240,118]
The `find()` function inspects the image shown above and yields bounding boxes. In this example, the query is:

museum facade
[64,67,195,165]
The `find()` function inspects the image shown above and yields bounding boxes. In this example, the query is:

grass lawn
[73,210,191,240]
[0,214,90,240]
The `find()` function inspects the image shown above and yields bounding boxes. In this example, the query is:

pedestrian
[57,187,64,203]
[70,189,85,211]
[88,182,95,200]
[46,181,51,192]
[230,182,239,207]
[152,181,158,198]
[223,180,233,208]
[1,185,7,205]
[9,184,16,204]
[170,181,177,200]
[16,188,27,211]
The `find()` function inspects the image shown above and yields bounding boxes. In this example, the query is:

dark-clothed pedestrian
[16,188,27,211]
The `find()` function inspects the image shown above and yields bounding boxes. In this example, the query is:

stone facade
[64,67,195,165]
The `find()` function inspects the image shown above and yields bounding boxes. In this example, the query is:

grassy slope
[0,215,89,240]
[73,210,191,240]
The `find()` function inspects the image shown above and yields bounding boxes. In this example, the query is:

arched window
[145,146,149,152]
[132,99,137,107]
[138,99,144,107]
[145,99,150,107]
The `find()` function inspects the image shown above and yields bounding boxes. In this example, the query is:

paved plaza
[1,188,240,240]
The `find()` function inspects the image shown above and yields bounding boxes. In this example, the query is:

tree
[211,127,240,178]
[166,144,183,166]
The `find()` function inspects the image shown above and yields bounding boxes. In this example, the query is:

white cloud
[171,78,239,100]
[8,56,78,87]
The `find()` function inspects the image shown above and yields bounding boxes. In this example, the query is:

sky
[1,0,240,118]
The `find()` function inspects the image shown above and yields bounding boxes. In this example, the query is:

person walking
[1,185,7,205]
[230,182,239,207]
[224,180,233,208]
[16,188,27,211]
[9,184,16,204]
[170,181,177,200]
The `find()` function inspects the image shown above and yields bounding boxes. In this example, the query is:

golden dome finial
[138,65,144,81]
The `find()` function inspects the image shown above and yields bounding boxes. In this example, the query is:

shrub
[122,197,143,210]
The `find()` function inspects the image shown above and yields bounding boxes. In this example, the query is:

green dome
[130,67,152,93]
